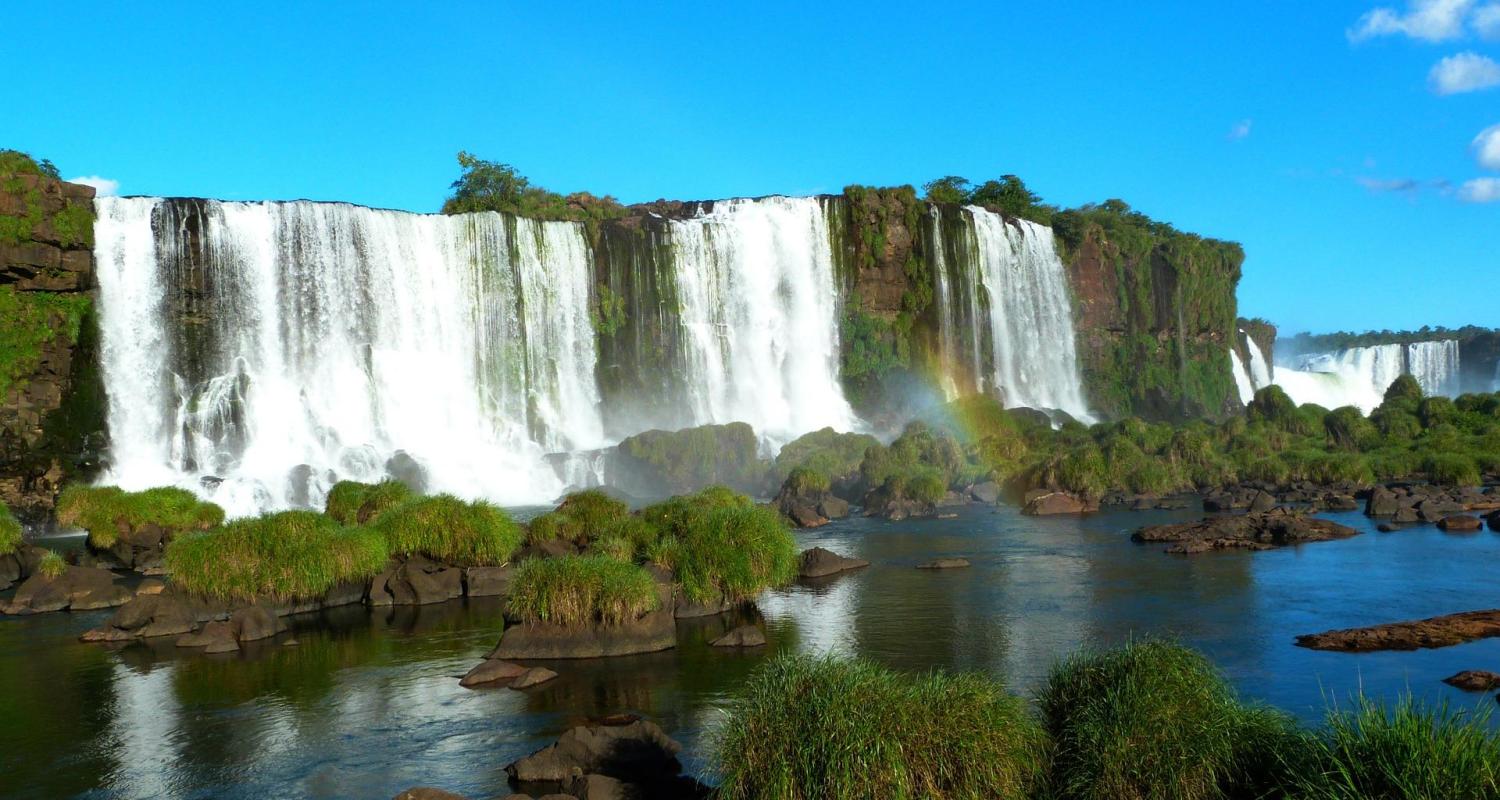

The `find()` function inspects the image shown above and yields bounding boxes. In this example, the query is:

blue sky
[4,1,1497,335]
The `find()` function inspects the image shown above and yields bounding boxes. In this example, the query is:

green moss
[774,427,879,485]
[507,554,659,626]
[0,150,92,249]
[0,287,92,401]
[165,511,387,601]
[370,494,522,566]
[0,501,19,556]
[619,422,765,493]
[55,485,224,549]
[324,479,413,525]
[590,281,627,336]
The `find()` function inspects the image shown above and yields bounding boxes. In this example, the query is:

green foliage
[714,654,1047,800]
[773,427,878,485]
[1,150,91,249]
[782,465,831,496]
[1038,639,1294,800]
[37,549,66,578]
[1423,453,1481,487]
[55,485,224,549]
[370,494,522,566]
[1286,326,1492,351]
[0,501,20,556]
[0,288,92,401]
[921,173,1057,225]
[506,554,659,626]
[440,151,626,224]
[1293,697,1500,799]
[165,511,388,601]
[1384,374,1424,405]
[619,422,765,493]
[590,281,627,336]
[323,479,412,525]
[651,499,797,604]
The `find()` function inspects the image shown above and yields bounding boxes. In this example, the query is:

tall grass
[165,511,388,601]
[526,489,631,545]
[1293,696,1500,799]
[0,501,20,555]
[657,503,797,604]
[507,554,659,626]
[36,549,66,578]
[56,485,224,548]
[324,479,412,525]
[714,655,1046,800]
[370,494,522,566]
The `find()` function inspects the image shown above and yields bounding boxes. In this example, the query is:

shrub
[1293,697,1500,799]
[1383,374,1424,405]
[906,467,948,504]
[618,422,765,493]
[1424,453,1481,487]
[1247,386,1311,434]
[714,654,1047,800]
[1037,639,1281,800]
[507,554,659,626]
[371,494,522,566]
[0,501,20,555]
[37,549,66,578]
[1324,406,1378,451]
[165,511,388,601]
[668,503,798,604]
[782,465,831,496]
[526,510,583,543]
[324,479,412,525]
[774,427,879,483]
[640,486,751,541]
[56,485,224,548]
[553,489,629,533]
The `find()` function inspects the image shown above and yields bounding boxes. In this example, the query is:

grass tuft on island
[526,489,629,545]
[370,494,522,566]
[165,510,388,602]
[507,554,659,626]
[0,500,20,555]
[714,654,1047,800]
[36,549,66,578]
[645,493,797,604]
[324,479,412,525]
[56,485,224,548]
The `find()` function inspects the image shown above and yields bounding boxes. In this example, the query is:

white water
[933,207,1092,421]
[1246,338,1273,388]
[93,198,603,516]
[668,197,856,447]
[1231,332,1276,405]
[1272,340,1462,413]
[1230,349,1255,405]
[1405,340,1460,397]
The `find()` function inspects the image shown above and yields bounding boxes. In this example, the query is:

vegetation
[1285,324,1496,352]
[0,501,20,556]
[1,149,93,249]
[715,654,1047,800]
[165,511,388,601]
[618,422,764,493]
[36,549,66,578]
[526,489,630,546]
[772,427,879,486]
[922,174,1057,225]
[369,494,522,566]
[506,554,659,626]
[440,151,627,226]
[56,485,224,548]
[324,479,412,525]
[0,287,92,402]
[652,502,798,605]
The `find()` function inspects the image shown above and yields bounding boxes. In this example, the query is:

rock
[135,579,166,596]
[506,719,683,785]
[392,789,468,800]
[1439,515,1483,533]
[2,565,131,615]
[385,450,428,493]
[1022,491,1090,516]
[785,502,828,529]
[230,605,286,642]
[1366,487,1401,516]
[460,659,528,688]
[490,610,676,660]
[817,496,850,519]
[673,595,737,619]
[916,558,971,570]
[465,565,514,597]
[1296,609,1500,652]
[797,547,868,579]
[1393,507,1420,524]
[1490,510,1500,532]
[711,625,767,647]
[510,666,559,689]
[1248,490,1277,513]
[567,774,626,800]
[969,481,1000,504]
[1133,512,1359,554]
[177,620,240,654]
[1443,670,1500,691]
[1323,494,1359,512]
[1377,523,1401,533]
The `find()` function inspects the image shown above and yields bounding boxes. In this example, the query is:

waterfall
[1271,339,1462,413]
[931,206,1092,421]
[93,197,603,516]
[1246,338,1273,388]
[1404,340,1460,397]
[667,197,855,446]
[1230,348,1255,405]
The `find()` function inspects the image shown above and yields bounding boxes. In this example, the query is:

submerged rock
[2,565,132,615]
[1439,515,1483,532]
[511,666,559,689]
[490,610,676,660]
[1296,609,1500,652]
[916,558,971,570]
[1133,511,1359,554]
[797,547,868,579]
[460,659,528,688]
[710,625,767,647]
[1443,670,1500,691]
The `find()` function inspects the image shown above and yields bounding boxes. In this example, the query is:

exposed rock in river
[488,609,677,660]
[797,547,868,579]
[505,718,704,798]
[1296,609,1500,652]
[2,564,131,614]
[1132,511,1359,554]
[1022,491,1094,516]
[1443,670,1500,692]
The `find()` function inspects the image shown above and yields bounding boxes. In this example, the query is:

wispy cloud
[1349,0,1475,42]
[1474,124,1500,168]
[1356,176,1455,197]
[1227,119,1253,141]
[1476,2,1500,38]
[1429,51,1500,92]
[1459,176,1500,200]
[66,175,119,197]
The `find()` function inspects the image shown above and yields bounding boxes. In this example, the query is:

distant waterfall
[931,206,1092,421]
[1272,340,1462,413]
[1230,349,1255,405]
[668,197,855,445]
[1404,340,1460,397]
[93,197,603,516]
[1231,332,1275,405]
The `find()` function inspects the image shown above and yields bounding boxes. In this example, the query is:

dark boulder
[2,565,132,615]
[385,450,428,493]
[506,719,683,785]
[817,496,850,520]
[490,610,676,660]
[465,565,514,597]
[1248,490,1277,513]
[176,620,240,654]
[710,625,767,647]
[969,481,1001,504]
[1443,670,1500,691]
[1439,515,1483,533]
[1133,511,1359,554]
[797,547,868,579]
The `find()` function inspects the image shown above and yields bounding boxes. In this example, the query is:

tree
[968,175,1040,217]
[922,175,972,205]
[442,151,532,215]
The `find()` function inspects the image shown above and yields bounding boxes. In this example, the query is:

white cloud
[1349,0,1474,42]
[1474,124,1500,168]
[1459,176,1500,200]
[1475,3,1500,37]
[66,175,119,197]
[1429,51,1500,92]
[1227,119,1253,140]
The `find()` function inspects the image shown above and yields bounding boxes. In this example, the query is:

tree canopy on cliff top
[441,151,626,223]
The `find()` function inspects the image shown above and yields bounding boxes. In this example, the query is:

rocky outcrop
[797,547,868,579]
[1296,610,1500,652]
[1133,511,1359,554]
[1,564,131,614]
[1023,491,1094,516]
[1443,670,1500,692]
[0,163,104,516]
[505,718,705,799]
[1365,485,1498,520]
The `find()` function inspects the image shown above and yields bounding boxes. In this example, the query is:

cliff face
[0,163,105,515]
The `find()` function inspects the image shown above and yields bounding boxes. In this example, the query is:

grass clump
[37,549,66,578]
[507,554,659,626]
[55,485,224,548]
[165,511,388,602]
[0,501,20,555]
[527,489,629,545]
[370,494,522,566]
[714,654,1047,800]
[1037,639,1290,800]
[324,479,412,525]
[1293,697,1500,799]
[659,502,798,604]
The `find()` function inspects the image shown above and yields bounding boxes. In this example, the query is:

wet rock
[230,605,286,642]
[797,547,868,579]
[177,620,240,654]
[1022,491,1091,516]
[1248,490,1277,513]
[511,666,559,689]
[817,496,850,519]
[567,774,626,799]
[392,789,469,800]
[710,625,767,647]
[1133,511,1359,554]
[785,502,828,529]
[1296,609,1500,652]
[135,579,166,596]
[2,565,131,615]
[969,481,1001,504]
[1393,507,1420,524]
[1443,670,1500,691]
[1323,494,1359,512]
[673,595,737,619]
[490,610,676,660]
[1439,515,1483,533]
[385,450,428,494]
[506,719,683,785]
[1377,522,1402,533]
[460,659,528,688]
[465,565,514,597]
[916,557,971,570]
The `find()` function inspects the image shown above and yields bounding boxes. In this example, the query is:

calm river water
[3,504,1498,799]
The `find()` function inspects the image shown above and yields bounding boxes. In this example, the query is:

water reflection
[3,505,1500,798]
